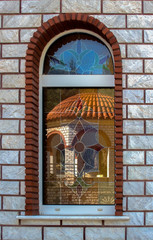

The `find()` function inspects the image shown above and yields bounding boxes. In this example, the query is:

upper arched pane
[43,33,114,75]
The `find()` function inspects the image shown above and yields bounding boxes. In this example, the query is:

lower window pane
[43,88,114,205]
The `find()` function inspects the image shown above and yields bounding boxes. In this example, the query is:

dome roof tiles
[47,93,114,121]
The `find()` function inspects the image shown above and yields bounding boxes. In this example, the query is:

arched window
[24,14,123,216]
[40,30,115,215]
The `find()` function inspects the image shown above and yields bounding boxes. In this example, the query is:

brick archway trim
[25,13,123,216]
[47,130,66,147]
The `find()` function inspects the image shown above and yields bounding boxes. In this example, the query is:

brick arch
[47,130,66,147]
[25,13,122,216]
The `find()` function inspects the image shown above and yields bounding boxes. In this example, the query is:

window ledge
[17,215,129,221]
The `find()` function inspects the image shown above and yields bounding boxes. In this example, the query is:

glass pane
[43,88,114,205]
[43,33,114,75]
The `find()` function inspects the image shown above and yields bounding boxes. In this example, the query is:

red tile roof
[47,93,114,121]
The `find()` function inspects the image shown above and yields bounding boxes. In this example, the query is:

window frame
[39,29,115,216]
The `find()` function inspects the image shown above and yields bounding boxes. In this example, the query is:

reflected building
[43,91,115,205]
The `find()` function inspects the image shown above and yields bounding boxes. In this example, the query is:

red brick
[116,157,123,163]
[116,180,123,186]
[115,199,122,204]
[116,205,123,210]
[26,199,39,204]
[26,193,39,199]
[115,211,123,216]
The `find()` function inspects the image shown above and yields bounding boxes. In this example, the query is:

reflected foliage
[43,33,114,75]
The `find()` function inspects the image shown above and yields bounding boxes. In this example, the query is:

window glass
[43,88,115,205]
[43,33,114,75]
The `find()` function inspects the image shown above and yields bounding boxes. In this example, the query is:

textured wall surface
[0,0,153,239]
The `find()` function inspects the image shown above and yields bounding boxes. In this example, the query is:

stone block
[112,30,142,43]
[128,105,153,118]
[20,151,25,164]
[144,1,153,13]
[123,166,127,180]
[2,166,25,180]
[146,120,153,134]
[0,90,19,103]
[146,151,153,164]
[3,15,41,28]
[2,74,25,88]
[43,14,58,22]
[123,90,144,103]
[0,60,18,73]
[21,120,25,134]
[146,213,153,225]
[129,136,153,149]
[128,75,153,88]
[62,220,102,225]
[21,219,60,225]
[123,60,143,73]
[146,182,153,195]
[127,227,153,240]
[123,182,144,195]
[128,45,153,58]
[144,30,153,43]
[2,135,25,149]
[122,74,126,88]
[94,15,126,28]
[105,212,144,226]
[0,30,19,43]
[128,197,153,211]
[20,60,26,73]
[0,181,19,195]
[0,120,19,133]
[145,60,153,73]
[103,1,141,13]
[20,181,25,195]
[2,105,25,118]
[127,15,153,28]
[2,44,27,58]
[120,44,126,58]
[63,0,101,13]
[123,151,144,165]
[123,105,126,118]
[20,29,37,42]
[128,166,153,180]
[146,90,153,103]
[0,212,18,225]
[86,227,125,240]
[21,90,25,103]
[44,227,83,240]
[0,1,19,13]
[123,120,144,134]
[123,197,126,211]
[0,150,18,164]
[3,227,41,240]
[22,0,60,13]
[123,136,126,149]
[3,196,25,210]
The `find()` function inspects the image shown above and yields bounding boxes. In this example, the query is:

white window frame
[39,29,115,216]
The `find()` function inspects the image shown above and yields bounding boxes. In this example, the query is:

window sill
[16,215,129,221]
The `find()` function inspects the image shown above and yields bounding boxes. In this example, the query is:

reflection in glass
[43,33,114,75]
[43,88,114,205]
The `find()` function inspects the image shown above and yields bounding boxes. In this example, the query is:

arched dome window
[24,14,123,217]
[40,30,115,215]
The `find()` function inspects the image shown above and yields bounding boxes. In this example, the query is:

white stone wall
[0,0,153,239]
